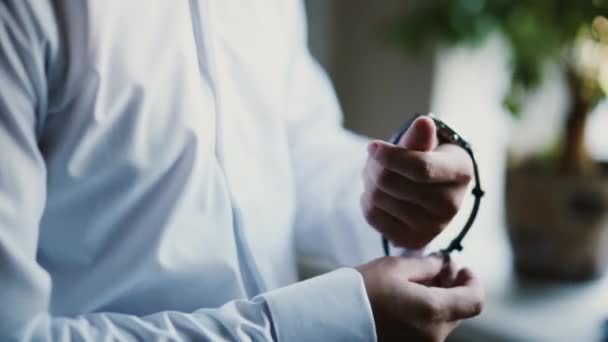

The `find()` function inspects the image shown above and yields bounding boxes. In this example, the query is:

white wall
[305,0,434,139]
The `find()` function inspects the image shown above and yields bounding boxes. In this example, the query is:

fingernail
[400,117,437,152]
[368,142,379,159]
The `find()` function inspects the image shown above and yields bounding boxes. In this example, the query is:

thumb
[398,116,439,152]
[436,268,484,320]
[399,255,446,283]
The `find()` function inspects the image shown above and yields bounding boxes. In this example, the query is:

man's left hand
[361,116,473,249]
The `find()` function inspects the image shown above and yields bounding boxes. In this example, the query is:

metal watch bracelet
[381,113,484,257]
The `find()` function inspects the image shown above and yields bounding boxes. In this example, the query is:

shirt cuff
[261,268,376,342]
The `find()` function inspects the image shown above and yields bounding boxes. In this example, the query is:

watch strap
[382,113,484,257]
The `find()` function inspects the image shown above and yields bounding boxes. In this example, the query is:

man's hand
[362,116,473,249]
[356,256,484,342]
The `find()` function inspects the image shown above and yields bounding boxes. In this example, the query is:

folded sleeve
[10,270,376,341]
[283,1,384,269]
[38,268,375,342]
[264,268,376,341]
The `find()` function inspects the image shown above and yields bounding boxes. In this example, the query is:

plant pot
[505,161,608,281]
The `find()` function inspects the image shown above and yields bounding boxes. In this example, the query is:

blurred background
[305,0,433,138]
[304,1,608,341]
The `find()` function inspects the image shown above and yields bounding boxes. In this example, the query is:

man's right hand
[356,256,484,342]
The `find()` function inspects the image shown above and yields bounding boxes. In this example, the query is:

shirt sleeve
[13,269,374,341]
[283,1,384,269]
[0,1,376,341]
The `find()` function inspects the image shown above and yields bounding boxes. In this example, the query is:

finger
[394,254,446,283]
[365,188,445,241]
[430,252,458,288]
[434,268,484,321]
[365,159,466,220]
[371,141,473,184]
[453,267,475,287]
[361,193,426,249]
[398,116,438,152]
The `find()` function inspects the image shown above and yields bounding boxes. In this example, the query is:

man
[0,1,483,341]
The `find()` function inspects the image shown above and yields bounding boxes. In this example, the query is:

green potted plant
[389,1,608,280]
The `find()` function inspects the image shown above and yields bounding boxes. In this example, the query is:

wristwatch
[381,113,485,257]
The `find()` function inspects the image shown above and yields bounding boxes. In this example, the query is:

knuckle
[461,169,473,183]
[470,291,485,317]
[401,236,429,250]
[361,195,375,222]
[427,221,445,235]
[414,237,431,249]
[369,188,384,205]
[421,295,444,322]
[386,229,417,249]
[375,168,393,190]
[426,334,443,342]
[413,155,433,181]
[362,207,376,225]
[471,300,484,317]
[462,158,474,183]
[386,234,405,248]
[380,256,401,270]
[441,196,460,218]
[378,146,397,166]
[413,330,439,342]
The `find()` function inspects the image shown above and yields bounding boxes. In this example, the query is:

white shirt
[0,1,383,340]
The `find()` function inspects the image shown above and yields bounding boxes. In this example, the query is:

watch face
[432,118,462,145]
